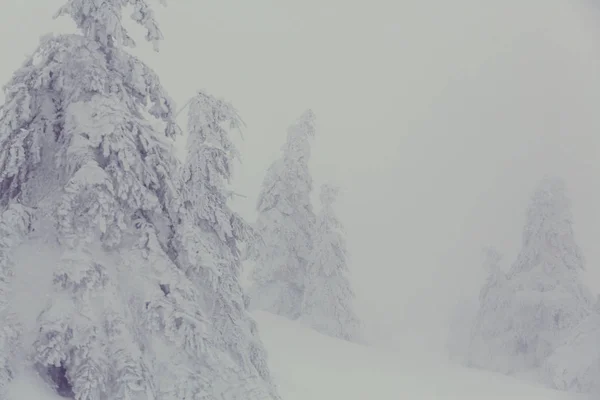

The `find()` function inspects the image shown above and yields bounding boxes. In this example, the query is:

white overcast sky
[2,0,600,347]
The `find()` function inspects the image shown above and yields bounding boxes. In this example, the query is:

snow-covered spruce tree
[176,91,280,399]
[299,183,361,342]
[507,177,593,369]
[468,177,593,376]
[0,1,226,399]
[248,110,317,320]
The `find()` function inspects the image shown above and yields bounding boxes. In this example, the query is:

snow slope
[253,311,585,400]
[8,305,587,399]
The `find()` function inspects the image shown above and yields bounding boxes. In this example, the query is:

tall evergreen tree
[0,1,227,399]
[467,177,593,375]
[299,184,361,342]
[248,110,317,320]
[176,90,280,399]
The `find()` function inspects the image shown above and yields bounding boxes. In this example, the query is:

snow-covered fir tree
[176,90,280,399]
[248,110,317,320]
[0,1,270,399]
[506,177,593,368]
[467,177,593,376]
[299,183,361,342]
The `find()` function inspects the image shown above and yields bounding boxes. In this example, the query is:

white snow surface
[254,311,583,400]
[9,305,586,399]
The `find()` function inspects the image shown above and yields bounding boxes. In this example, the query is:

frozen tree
[0,1,233,399]
[175,91,280,399]
[299,184,361,342]
[0,0,177,207]
[506,177,593,367]
[467,177,593,376]
[248,110,317,320]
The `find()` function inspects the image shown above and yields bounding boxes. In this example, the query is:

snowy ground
[253,311,586,400]
[8,307,588,399]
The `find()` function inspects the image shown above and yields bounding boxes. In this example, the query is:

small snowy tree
[507,177,593,367]
[467,177,593,376]
[299,183,361,342]
[176,91,280,399]
[248,110,317,320]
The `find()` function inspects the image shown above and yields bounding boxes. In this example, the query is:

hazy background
[3,0,600,349]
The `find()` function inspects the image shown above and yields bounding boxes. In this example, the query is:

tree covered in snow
[467,177,593,376]
[299,183,361,342]
[175,91,280,399]
[248,110,317,320]
[0,1,237,399]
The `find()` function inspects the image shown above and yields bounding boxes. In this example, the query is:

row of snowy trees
[465,176,600,395]
[246,111,362,343]
[0,0,364,398]
[0,1,281,399]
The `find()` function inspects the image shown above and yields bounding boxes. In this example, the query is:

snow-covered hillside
[253,312,584,400]
[8,308,588,399]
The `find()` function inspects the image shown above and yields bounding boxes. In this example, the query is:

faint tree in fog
[299,183,362,342]
[468,177,593,377]
[248,110,317,320]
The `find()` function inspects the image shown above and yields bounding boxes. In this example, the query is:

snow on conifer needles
[0,0,365,397]
[0,205,33,398]
[55,0,165,51]
[0,2,279,399]
[176,90,280,400]
[249,110,318,321]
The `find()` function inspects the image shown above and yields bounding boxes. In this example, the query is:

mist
[3,0,600,350]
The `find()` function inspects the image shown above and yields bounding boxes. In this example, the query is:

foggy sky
[2,0,600,348]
